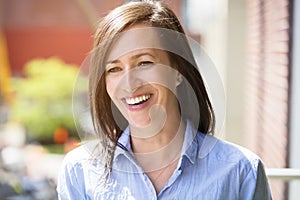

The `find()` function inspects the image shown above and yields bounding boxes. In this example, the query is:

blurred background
[0,0,299,199]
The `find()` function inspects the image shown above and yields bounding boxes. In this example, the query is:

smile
[125,94,151,105]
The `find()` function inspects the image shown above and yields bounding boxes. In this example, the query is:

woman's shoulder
[63,145,89,162]
[197,133,263,169]
[61,140,102,168]
[218,138,260,163]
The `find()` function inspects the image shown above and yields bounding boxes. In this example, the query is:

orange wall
[2,0,182,76]
[5,28,93,76]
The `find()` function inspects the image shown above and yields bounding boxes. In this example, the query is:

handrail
[266,168,300,180]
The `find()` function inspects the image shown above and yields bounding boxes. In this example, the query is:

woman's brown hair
[89,0,215,175]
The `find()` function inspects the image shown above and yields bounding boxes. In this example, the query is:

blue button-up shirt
[57,121,272,199]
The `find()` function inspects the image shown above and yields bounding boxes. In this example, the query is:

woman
[57,1,272,199]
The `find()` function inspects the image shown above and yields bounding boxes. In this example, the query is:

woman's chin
[128,115,167,139]
[128,115,151,129]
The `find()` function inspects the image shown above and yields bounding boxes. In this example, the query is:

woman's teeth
[125,94,151,105]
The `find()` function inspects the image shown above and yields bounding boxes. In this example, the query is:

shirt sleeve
[56,155,87,200]
[239,159,272,200]
[252,160,272,200]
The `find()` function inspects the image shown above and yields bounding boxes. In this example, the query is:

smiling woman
[105,46,178,128]
[57,1,272,199]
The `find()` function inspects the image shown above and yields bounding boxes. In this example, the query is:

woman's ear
[176,72,183,86]
[171,62,182,86]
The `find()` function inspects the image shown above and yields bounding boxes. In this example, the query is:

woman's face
[104,25,180,131]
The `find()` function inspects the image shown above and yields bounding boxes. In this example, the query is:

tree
[11,57,82,143]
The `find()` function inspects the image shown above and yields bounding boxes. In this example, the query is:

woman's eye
[138,61,154,67]
[107,67,122,73]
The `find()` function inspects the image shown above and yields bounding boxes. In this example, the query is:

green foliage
[11,57,82,143]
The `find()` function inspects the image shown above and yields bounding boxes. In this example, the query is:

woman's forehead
[106,26,164,62]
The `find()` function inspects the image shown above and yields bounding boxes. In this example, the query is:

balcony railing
[266,168,300,180]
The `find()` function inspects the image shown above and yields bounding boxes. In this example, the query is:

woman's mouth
[125,94,151,105]
[123,94,152,111]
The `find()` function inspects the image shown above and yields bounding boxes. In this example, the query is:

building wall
[245,0,291,199]
[226,0,246,146]
[1,0,182,76]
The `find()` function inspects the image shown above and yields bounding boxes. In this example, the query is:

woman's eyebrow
[106,60,119,65]
[106,52,156,64]
[131,52,156,60]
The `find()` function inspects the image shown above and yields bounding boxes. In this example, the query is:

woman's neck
[130,117,186,173]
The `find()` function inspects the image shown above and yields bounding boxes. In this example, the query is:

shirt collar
[116,126,132,152]
[180,120,198,165]
[114,120,200,168]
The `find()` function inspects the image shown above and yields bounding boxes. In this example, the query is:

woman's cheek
[106,78,119,99]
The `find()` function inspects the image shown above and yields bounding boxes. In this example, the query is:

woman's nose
[122,69,144,93]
